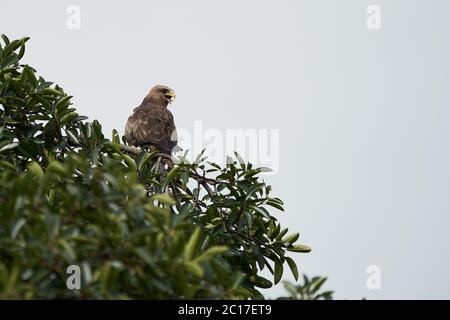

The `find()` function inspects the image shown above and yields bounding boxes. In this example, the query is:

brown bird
[125,85,177,154]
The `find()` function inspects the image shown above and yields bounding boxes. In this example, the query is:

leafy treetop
[0,35,311,299]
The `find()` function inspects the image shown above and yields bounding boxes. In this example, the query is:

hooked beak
[165,90,176,103]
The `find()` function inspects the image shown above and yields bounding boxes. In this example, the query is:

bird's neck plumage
[142,96,168,108]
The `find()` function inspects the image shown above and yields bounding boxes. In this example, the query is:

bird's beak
[165,90,176,103]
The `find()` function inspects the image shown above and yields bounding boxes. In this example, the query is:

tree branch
[119,144,172,161]
[119,144,223,185]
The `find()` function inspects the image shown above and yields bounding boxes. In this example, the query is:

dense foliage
[0,35,312,299]
[279,276,334,300]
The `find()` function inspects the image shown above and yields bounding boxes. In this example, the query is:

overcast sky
[2,0,450,299]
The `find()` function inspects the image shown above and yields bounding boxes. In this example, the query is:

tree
[0,35,312,299]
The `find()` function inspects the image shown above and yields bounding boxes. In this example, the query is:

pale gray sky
[2,0,450,299]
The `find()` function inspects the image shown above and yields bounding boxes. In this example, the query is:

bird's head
[146,85,176,107]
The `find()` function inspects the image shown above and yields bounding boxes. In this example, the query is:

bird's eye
[160,88,168,94]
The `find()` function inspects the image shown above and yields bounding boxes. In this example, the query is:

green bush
[0,35,311,299]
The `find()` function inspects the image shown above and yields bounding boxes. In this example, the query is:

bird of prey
[124,85,177,155]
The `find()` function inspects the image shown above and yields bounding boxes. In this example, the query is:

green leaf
[65,129,80,145]
[11,218,26,239]
[1,54,19,68]
[184,228,201,261]
[184,261,204,277]
[252,275,272,289]
[92,120,104,140]
[112,129,120,144]
[102,142,121,153]
[5,262,20,295]
[250,205,271,218]
[266,200,284,211]
[195,246,228,262]
[1,34,10,46]
[285,257,299,281]
[122,154,137,171]
[311,277,328,294]
[0,66,15,79]
[161,165,181,191]
[42,87,62,96]
[17,42,26,60]
[151,194,175,206]
[55,95,72,111]
[59,112,79,125]
[244,183,264,201]
[234,151,245,169]
[100,262,119,292]
[274,259,283,284]
[1,39,22,58]
[244,211,253,228]
[136,150,158,171]
[0,160,15,171]
[282,232,300,245]
[283,281,298,298]
[22,65,37,86]
[268,223,280,240]
[180,170,188,190]
[47,161,69,177]
[27,162,44,180]
[275,228,288,241]
[231,272,245,289]
[58,239,77,261]
[287,245,311,253]
[134,248,156,267]
[0,142,19,152]
[2,117,19,124]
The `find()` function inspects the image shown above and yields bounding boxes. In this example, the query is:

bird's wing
[125,106,177,153]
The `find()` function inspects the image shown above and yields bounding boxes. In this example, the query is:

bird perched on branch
[124,85,177,155]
